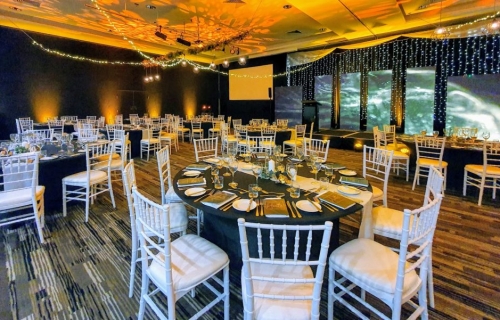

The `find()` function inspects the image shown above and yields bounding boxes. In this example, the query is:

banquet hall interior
[1,0,500,319]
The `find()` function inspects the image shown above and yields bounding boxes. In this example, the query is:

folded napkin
[203,158,220,165]
[177,177,206,187]
[322,163,346,170]
[340,176,369,187]
[263,198,289,218]
[318,191,356,210]
[185,163,210,171]
[201,191,237,208]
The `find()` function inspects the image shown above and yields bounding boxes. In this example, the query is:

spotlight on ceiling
[222,60,230,68]
[155,26,167,40]
[238,57,247,66]
[177,37,191,46]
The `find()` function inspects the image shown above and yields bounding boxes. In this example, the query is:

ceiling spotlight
[155,26,167,40]
[222,60,230,68]
[154,74,160,80]
[177,37,191,46]
[490,18,500,31]
[181,60,187,67]
[193,66,199,73]
[238,57,247,66]
[283,4,292,9]
[209,62,217,70]
[144,76,150,83]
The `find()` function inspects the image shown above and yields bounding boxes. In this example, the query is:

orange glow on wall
[146,92,161,118]
[30,82,61,122]
[183,91,197,119]
[98,82,120,124]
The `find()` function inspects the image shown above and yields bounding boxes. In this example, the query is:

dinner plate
[339,169,356,176]
[241,163,253,171]
[183,170,201,177]
[296,200,319,213]
[233,199,257,211]
[337,185,361,195]
[77,150,85,153]
[184,187,206,197]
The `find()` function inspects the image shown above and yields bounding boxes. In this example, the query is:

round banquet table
[173,159,373,269]
[247,129,292,148]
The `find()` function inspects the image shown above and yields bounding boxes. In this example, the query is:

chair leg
[223,265,230,320]
[85,186,90,222]
[328,265,334,320]
[108,178,116,208]
[137,277,149,320]
[463,170,468,196]
[412,165,420,190]
[129,241,138,298]
[62,183,67,217]
[428,247,435,308]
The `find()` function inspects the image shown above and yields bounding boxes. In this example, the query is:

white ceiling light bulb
[238,57,247,66]
[222,60,230,68]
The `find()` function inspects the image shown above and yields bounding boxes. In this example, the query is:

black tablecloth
[403,140,483,193]
[34,123,75,135]
[39,153,86,211]
[174,160,363,268]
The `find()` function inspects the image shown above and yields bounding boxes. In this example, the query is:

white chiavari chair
[413,135,447,192]
[140,123,161,161]
[363,146,394,207]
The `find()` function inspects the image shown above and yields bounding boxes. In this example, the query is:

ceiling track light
[155,26,167,41]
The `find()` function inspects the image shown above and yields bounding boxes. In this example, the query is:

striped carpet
[1,144,499,319]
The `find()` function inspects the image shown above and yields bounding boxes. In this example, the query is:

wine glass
[248,184,259,208]
[324,165,334,183]
[311,160,322,184]
[295,145,304,167]
[433,131,439,139]
[228,159,239,188]
[482,131,490,141]
[286,163,297,192]
[210,165,219,183]
[252,163,263,191]
[222,153,231,177]
[10,133,18,143]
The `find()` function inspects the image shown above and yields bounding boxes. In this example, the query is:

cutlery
[246,198,253,212]
[313,196,338,212]
[285,200,296,218]
[221,197,241,211]
[255,198,260,216]
[307,199,322,212]
[194,189,214,202]
[292,201,302,218]
[259,198,264,216]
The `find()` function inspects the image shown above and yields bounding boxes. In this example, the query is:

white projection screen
[339,72,361,130]
[366,70,392,130]
[229,65,273,100]
[405,67,435,135]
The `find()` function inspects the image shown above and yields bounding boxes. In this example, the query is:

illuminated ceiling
[0,0,498,64]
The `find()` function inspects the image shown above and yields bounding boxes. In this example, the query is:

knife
[292,201,303,218]
[285,200,296,218]
[307,199,322,212]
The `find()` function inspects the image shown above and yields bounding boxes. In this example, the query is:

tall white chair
[413,135,447,191]
[77,128,99,143]
[363,146,394,207]
[283,124,306,155]
[26,129,53,143]
[238,218,333,320]
[328,170,444,320]
[382,124,399,150]
[220,123,237,153]
[108,127,131,160]
[177,118,191,142]
[123,160,188,298]
[86,116,97,121]
[463,140,500,206]
[17,118,33,134]
[62,141,116,222]
[370,166,444,308]
[103,131,129,194]
[208,120,223,138]
[133,186,229,320]
[193,138,218,162]
[0,153,45,243]
[375,130,409,181]
[114,114,123,124]
[48,119,66,139]
[304,138,330,162]
[140,124,161,161]
[160,120,179,152]
[235,126,249,153]
[260,125,277,152]
[190,120,204,142]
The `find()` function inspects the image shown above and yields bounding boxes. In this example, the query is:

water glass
[248,184,259,200]
[319,177,329,191]
[214,176,224,190]
[290,182,300,198]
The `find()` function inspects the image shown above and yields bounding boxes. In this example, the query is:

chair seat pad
[417,158,448,168]
[260,141,276,147]
[329,238,421,296]
[63,170,107,184]
[465,164,500,176]
[372,206,413,239]
[165,187,183,203]
[224,137,237,142]
[0,186,45,209]
[141,138,160,144]
[108,159,125,170]
[95,153,120,161]
[371,186,383,202]
[148,234,228,293]
[283,140,302,146]
[392,151,409,159]
[209,128,221,132]
[179,128,190,132]
[160,132,177,138]
[192,129,203,132]
[241,261,314,320]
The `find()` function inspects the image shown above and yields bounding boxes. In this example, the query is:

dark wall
[219,54,288,124]
[0,26,219,139]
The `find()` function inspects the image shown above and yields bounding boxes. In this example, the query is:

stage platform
[312,129,375,150]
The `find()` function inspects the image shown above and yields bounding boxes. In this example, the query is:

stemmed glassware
[482,131,490,141]
[252,163,263,191]
[295,145,304,167]
[324,165,334,183]
[210,165,219,183]
[311,160,322,184]
[228,159,239,188]
[221,153,231,177]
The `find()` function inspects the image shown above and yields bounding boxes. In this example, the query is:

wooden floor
[163,142,500,320]
[2,141,499,319]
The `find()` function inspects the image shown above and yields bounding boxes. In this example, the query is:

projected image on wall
[405,67,435,135]
[315,75,332,130]
[275,86,302,127]
[446,74,500,140]
[367,70,392,130]
[340,73,361,130]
